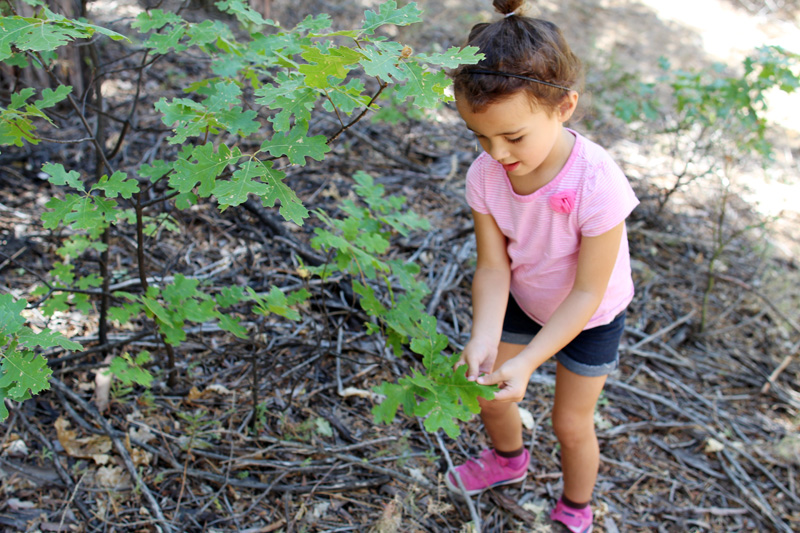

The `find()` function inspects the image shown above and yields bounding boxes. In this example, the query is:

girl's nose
[487,141,508,162]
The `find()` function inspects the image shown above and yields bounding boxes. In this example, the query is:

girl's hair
[453,0,583,113]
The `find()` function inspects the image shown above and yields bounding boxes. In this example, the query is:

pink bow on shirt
[549,189,576,214]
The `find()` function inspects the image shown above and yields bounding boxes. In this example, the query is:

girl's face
[456,91,578,188]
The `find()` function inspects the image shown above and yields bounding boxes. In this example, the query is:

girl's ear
[557,91,579,122]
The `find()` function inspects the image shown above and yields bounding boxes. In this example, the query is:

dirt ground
[1,0,799,532]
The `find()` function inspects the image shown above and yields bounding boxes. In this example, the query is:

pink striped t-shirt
[465,130,639,329]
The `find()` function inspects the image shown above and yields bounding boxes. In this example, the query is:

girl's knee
[552,411,596,449]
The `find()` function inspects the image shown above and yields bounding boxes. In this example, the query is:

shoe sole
[551,513,593,533]
[444,470,527,496]
[552,524,592,533]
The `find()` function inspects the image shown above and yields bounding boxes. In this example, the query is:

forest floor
[1,0,800,532]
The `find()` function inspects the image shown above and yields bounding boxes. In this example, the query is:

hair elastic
[504,11,517,18]
[468,69,571,91]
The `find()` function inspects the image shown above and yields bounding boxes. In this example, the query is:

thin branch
[49,377,174,532]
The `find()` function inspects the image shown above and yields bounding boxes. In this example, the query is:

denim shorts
[499,294,625,377]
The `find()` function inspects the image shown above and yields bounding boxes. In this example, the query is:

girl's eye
[507,137,524,144]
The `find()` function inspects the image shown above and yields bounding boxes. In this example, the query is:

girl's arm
[477,221,625,401]
[458,210,511,379]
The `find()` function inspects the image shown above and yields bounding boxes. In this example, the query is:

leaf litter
[1,0,799,532]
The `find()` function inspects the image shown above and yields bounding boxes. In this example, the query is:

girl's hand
[476,355,535,402]
[456,338,498,382]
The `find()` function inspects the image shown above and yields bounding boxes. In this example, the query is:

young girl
[445,2,638,532]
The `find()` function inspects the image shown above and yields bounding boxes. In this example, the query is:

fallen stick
[761,338,800,394]
[623,310,696,352]
[49,377,173,533]
[719,448,793,533]
[435,431,482,532]
[711,273,800,393]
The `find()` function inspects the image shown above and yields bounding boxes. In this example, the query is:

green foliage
[373,317,496,439]
[615,47,799,160]
[106,351,154,388]
[310,173,495,436]
[0,0,486,431]
[0,294,83,419]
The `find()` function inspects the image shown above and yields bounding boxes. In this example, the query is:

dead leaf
[339,386,373,399]
[54,417,112,464]
[705,437,726,454]
[7,498,36,510]
[187,386,203,401]
[131,447,153,467]
[370,495,402,533]
[95,465,129,489]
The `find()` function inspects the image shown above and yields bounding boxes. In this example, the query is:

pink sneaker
[445,449,529,496]
[550,498,593,533]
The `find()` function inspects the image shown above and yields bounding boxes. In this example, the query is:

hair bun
[493,0,525,16]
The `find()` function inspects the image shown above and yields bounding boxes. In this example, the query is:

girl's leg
[478,341,527,452]
[552,362,608,503]
[445,341,531,495]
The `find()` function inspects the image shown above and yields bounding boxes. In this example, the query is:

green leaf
[0,294,27,336]
[0,388,10,420]
[361,0,423,35]
[215,286,246,308]
[144,25,187,54]
[41,194,81,229]
[16,327,83,351]
[247,286,302,321]
[171,144,243,196]
[205,81,242,113]
[298,45,363,87]
[258,162,309,225]
[0,16,85,61]
[56,234,108,259]
[93,171,139,199]
[33,85,72,109]
[0,350,52,400]
[64,196,113,230]
[372,381,417,424]
[410,315,449,368]
[324,78,370,115]
[215,0,277,27]
[4,52,29,68]
[155,97,204,127]
[181,299,218,323]
[260,123,331,165]
[420,397,471,438]
[186,20,229,47]
[9,88,36,110]
[131,9,183,32]
[217,314,249,339]
[50,262,75,284]
[162,274,201,304]
[140,296,175,327]
[138,159,173,183]
[296,13,332,32]
[417,46,483,69]
[0,114,37,147]
[395,63,451,108]
[258,87,318,133]
[41,292,69,316]
[107,352,153,387]
[212,158,272,208]
[42,163,84,192]
[108,302,143,324]
[43,8,127,42]
[216,107,260,137]
[359,42,406,81]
